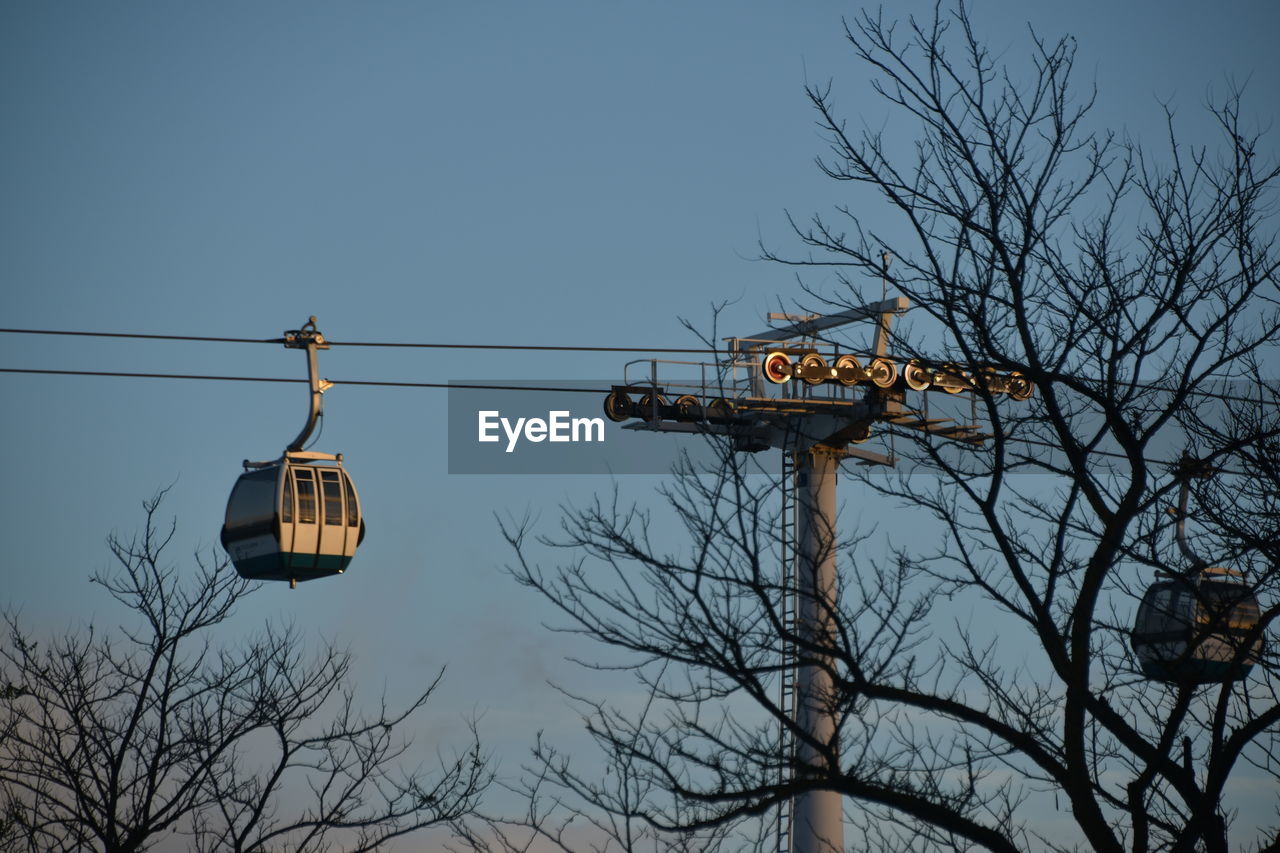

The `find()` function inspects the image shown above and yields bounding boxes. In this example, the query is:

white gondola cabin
[221,317,366,587]
[1130,567,1262,683]
[222,452,364,585]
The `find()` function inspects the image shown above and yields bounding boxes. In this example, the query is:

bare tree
[0,491,489,853]
[498,4,1280,852]
[447,666,774,853]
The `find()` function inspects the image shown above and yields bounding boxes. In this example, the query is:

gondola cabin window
[1137,583,1183,637]
[224,469,278,538]
[282,472,293,524]
[294,467,317,524]
[321,469,344,525]
[345,476,358,527]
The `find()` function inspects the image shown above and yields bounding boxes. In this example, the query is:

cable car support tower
[600,293,1033,853]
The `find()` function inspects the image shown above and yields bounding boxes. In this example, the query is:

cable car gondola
[1131,566,1262,683]
[1130,462,1263,683]
[221,318,365,587]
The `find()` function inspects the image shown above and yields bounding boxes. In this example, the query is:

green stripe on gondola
[1139,658,1254,683]
[231,551,353,582]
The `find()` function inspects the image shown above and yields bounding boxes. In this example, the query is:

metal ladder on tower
[775,448,799,853]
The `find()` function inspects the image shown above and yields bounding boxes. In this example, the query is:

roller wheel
[977,366,1000,394]
[1007,372,1034,401]
[939,362,967,394]
[834,354,862,387]
[903,359,931,392]
[674,395,702,421]
[638,393,668,422]
[705,398,735,420]
[799,353,828,386]
[603,391,632,422]
[868,357,898,389]
[762,351,792,384]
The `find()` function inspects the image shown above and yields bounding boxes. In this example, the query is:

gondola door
[284,464,320,577]
[316,468,350,574]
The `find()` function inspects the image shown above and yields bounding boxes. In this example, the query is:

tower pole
[609,296,1027,851]
[616,297,921,853]
[792,445,843,853]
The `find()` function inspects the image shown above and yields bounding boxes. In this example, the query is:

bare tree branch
[0,490,491,853]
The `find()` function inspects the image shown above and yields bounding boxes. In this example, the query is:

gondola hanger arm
[1168,454,1215,576]
[283,316,331,453]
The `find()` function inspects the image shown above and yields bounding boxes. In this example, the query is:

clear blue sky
[2,1,1277,847]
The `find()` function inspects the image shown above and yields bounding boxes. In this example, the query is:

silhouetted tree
[447,679,774,853]
[0,492,489,853]
[496,4,1280,852]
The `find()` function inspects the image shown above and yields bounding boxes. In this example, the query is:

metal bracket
[284,316,333,453]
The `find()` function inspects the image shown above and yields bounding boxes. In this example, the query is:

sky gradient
[2,1,1278,848]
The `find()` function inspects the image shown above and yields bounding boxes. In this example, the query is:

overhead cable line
[0,369,1261,476]
[870,429,1253,479]
[1,367,298,383]
[330,340,717,353]
[0,327,718,354]
[0,363,1274,409]
[1,326,1275,408]
[0,328,280,344]
[1012,435,1251,479]
[0,367,606,394]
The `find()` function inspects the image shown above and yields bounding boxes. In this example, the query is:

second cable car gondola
[1129,460,1263,683]
[1130,566,1262,683]
[221,317,366,587]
